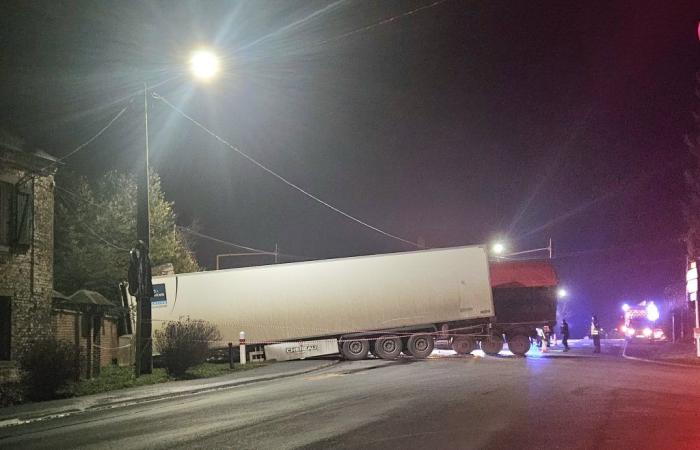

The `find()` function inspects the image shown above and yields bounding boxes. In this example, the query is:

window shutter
[0,183,10,246]
[11,185,32,252]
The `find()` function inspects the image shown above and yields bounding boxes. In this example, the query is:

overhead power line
[16,101,132,186]
[56,184,304,260]
[316,0,452,47]
[177,226,310,262]
[176,226,270,254]
[54,100,132,165]
[152,92,423,249]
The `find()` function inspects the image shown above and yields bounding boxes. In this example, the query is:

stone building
[0,130,57,381]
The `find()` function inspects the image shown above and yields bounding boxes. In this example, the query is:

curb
[0,359,340,428]
[621,342,700,369]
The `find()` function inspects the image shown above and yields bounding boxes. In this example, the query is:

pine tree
[54,170,200,302]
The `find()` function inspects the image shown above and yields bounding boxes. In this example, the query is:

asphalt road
[2,343,700,450]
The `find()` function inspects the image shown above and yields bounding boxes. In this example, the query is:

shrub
[0,382,25,406]
[20,338,80,401]
[154,319,221,377]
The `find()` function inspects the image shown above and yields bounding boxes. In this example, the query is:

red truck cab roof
[489,260,559,288]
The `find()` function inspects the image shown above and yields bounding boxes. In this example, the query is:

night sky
[1,1,698,334]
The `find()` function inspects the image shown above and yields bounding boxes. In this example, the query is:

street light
[135,48,221,376]
[189,48,221,82]
[490,239,553,259]
[557,288,568,299]
[491,242,506,255]
[646,301,659,322]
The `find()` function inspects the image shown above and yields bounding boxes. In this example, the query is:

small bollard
[239,331,246,365]
[228,342,234,369]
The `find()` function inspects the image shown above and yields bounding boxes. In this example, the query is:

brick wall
[52,309,120,377]
[100,318,120,366]
[0,169,54,361]
[53,309,78,343]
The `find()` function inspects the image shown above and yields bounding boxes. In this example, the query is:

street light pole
[131,48,221,376]
[135,82,152,375]
[696,258,700,358]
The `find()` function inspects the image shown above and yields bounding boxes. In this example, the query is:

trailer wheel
[374,336,403,360]
[451,337,476,355]
[507,334,531,356]
[407,334,434,359]
[481,334,505,356]
[341,339,370,361]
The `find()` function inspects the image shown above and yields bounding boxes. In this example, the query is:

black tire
[341,339,370,361]
[507,334,531,356]
[481,334,505,355]
[407,334,434,359]
[451,337,477,355]
[374,336,403,360]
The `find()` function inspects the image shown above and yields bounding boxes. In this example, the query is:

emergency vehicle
[619,301,666,342]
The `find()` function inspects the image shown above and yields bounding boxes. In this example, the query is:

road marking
[304,373,346,381]
[0,412,73,429]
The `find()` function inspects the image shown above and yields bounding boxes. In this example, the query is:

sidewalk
[0,359,339,427]
[623,341,700,367]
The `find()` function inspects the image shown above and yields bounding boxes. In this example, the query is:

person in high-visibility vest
[590,315,601,354]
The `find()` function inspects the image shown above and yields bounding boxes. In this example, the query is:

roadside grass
[624,341,700,366]
[68,362,267,397]
[69,366,170,397]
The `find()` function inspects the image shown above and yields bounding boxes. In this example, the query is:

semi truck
[146,245,558,361]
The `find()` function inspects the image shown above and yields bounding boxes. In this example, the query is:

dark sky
[1,1,698,333]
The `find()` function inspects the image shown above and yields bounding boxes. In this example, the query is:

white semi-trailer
[147,245,556,360]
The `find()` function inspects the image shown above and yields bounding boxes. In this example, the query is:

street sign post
[688,261,700,358]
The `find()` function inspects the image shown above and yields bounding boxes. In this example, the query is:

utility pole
[275,243,279,263]
[135,83,152,375]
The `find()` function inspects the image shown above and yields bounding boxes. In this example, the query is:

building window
[0,297,10,360]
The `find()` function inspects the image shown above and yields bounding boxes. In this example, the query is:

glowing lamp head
[189,48,221,82]
[646,302,659,322]
[622,303,630,312]
[557,288,568,299]
[492,242,505,255]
